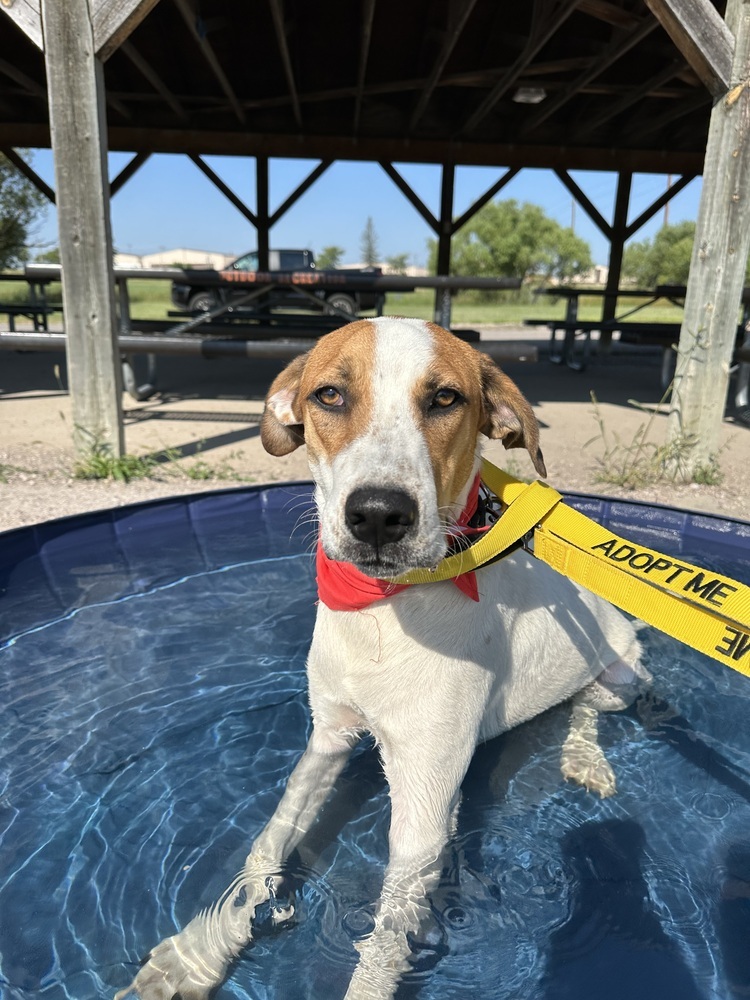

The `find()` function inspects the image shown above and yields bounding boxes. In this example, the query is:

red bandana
[316,475,486,611]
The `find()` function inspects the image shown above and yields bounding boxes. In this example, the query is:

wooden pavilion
[1,0,748,475]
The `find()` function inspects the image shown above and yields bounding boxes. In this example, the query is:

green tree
[34,247,61,264]
[624,220,750,287]
[386,253,410,274]
[360,217,380,266]
[0,152,48,269]
[623,221,696,287]
[316,245,345,269]
[428,199,592,283]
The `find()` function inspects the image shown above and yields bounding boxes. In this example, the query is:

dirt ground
[1,325,748,532]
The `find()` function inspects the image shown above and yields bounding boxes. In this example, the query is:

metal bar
[256,156,270,272]
[23,262,522,291]
[0,331,538,364]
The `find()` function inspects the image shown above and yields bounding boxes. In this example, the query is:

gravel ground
[1,327,748,531]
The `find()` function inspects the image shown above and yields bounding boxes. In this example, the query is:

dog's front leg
[116,734,354,1000]
[343,733,475,1000]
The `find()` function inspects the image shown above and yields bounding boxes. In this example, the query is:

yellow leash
[396,459,750,676]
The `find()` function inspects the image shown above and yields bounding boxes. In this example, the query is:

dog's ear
[479,354,547,477]
[260,352,310,456]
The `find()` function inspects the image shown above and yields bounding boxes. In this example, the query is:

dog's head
[261,318,545,577]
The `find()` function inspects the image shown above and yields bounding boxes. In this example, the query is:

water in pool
[1,489,749,999]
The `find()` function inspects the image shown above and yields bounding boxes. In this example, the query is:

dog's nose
[345,488,417,547]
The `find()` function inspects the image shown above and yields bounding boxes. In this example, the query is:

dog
[118,317,646,1000]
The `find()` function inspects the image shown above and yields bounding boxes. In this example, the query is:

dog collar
[316,475,485,612]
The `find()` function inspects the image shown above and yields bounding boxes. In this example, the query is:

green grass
[0,274,685,325]
[384,288,684,324]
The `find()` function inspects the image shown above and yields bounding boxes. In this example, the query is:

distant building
[114,248,236,269]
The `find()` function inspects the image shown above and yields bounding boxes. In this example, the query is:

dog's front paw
[114,930,226,1000]
[560,739,616,798]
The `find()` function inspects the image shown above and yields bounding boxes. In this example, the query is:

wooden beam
[554,169,612,237]
[624,172,696,237]
[256,156,270,271]
[0,0,43,50]
[462,0,583,134]
[353,0,377,133]
[268,0,302,128]
[624,86,710,143]
[188,154,258,226]
[523,16,659,133]
[0,146,55,202]
[410,0,478,132]
[172,0,246,124]
[109,150,151,195]
[120,39,189,121]
[269,159,332,225]
[577,0,642,28]
[572,60,685,140]
[93,0,161,61]
[602,170,632,328]
[667,0,750,474]
[452,166,520,232]
[379,161,439,231]
[40,0,124,457]
[642,0,734,98]
[0,122,710,174]
[434,163,455,326]
[0,56,47,99]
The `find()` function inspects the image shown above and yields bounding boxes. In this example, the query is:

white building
[114,248,236,269]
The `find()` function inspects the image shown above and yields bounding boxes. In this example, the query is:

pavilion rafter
[643,0,734,97]
[267,0,302,128]
[409,0,478,133]
[461,0,583,135]
[522,15,659,133]
[353,0,377,134]
[172,0,246,124]
[120,39,190,122]
[572,58,686,139]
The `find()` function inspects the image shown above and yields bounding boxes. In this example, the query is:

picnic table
[2,266,535,401]
[0,272,61,331]
[524,284,750,420]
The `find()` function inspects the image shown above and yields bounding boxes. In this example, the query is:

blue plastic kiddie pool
[1,483,749,1000]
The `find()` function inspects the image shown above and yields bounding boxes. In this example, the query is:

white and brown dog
[119,318,646,1000]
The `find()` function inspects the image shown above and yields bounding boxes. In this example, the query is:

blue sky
[27,149,702,268]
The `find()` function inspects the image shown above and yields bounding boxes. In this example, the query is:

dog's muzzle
[344,487,418,548]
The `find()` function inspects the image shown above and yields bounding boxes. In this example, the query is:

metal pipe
[24,262,522,292]
[0,331,538,363]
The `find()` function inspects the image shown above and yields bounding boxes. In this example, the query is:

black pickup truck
[170,248,383,316]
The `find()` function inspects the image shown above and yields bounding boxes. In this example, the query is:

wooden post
[41,0,124,458]
[601,171,632,341]
[435,163,455,327]
[256,155,270,271]
[667,0,750,477]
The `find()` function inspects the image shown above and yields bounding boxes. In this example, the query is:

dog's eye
[315,386,344,407]
[431,388,460,409]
